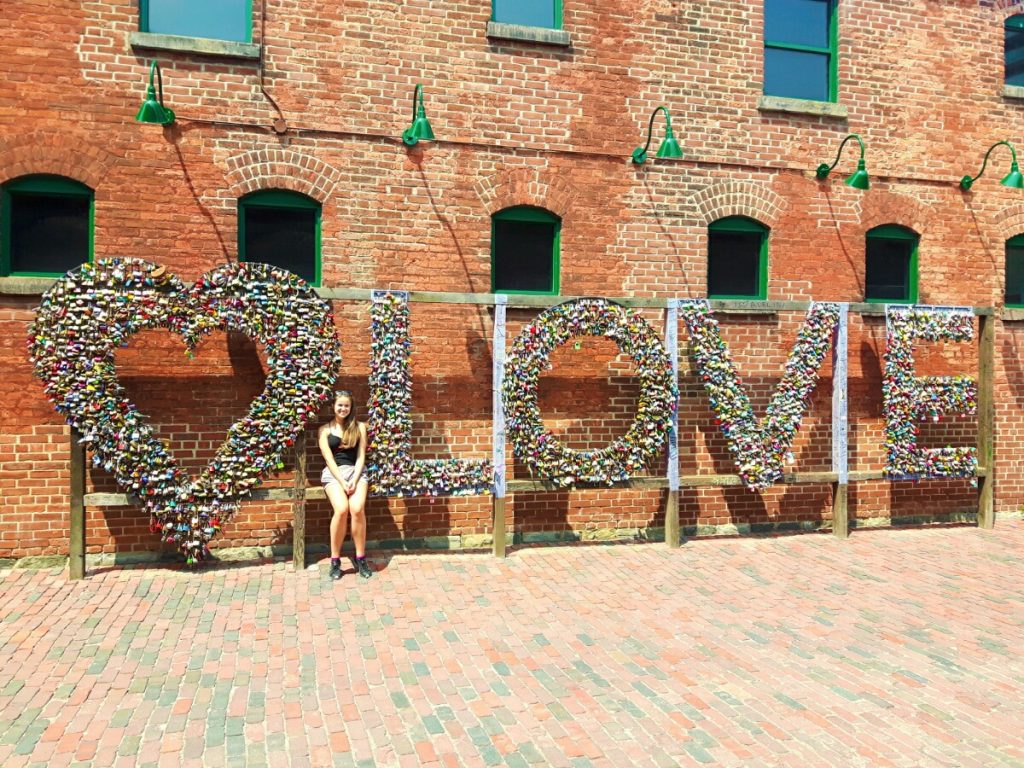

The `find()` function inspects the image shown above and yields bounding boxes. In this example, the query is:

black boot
[355,556,373,579]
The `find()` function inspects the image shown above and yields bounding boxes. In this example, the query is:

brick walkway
[1,521,1023,768]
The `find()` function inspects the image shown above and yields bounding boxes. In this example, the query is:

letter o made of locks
[501,298,678,487]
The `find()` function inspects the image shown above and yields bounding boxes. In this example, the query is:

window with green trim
[491,206,560,294]
[141,0,251,43]
[865,224,918,303]
[492,0,561,29]
[707,217,769,300]
[1005,235,1024,307]
[238,190,321,286]
[1,175,93,278]
[1007,15,1024,86]
[763,0,837,102]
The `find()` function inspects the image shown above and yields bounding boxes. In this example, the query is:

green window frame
[1005,234,1024,308]
[140,0,252,43]
[492,0,562,30]
[491,206,561,295]
[1007,15,1024,87]
[864,224,919,304]
[1,174,94,278]
[763,0,838,103]
[238,190,321,286]
[707,216,769,300]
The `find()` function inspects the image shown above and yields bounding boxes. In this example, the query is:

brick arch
[858,191,931,237]
[474,166,580,219]
[993,1,1024,19]
[991,203,1024,242]
[0,133,115,189]
[223,148,343,203]
[689,180,787,229]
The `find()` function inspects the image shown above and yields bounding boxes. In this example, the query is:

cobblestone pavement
[2,521,1024,768]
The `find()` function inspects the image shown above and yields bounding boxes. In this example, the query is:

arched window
[1006,15,1024,87]
[707,216,768,300]
[865,224,918,303]
[491,206,560,295]
[238,190,321,285]
[1,174,93,277]
[1005,234,1024,307]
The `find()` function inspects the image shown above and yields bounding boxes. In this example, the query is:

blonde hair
[334,391,360,448]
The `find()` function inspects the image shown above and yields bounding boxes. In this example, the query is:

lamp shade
[135,88,174,125]
[1001,162,1024,189]
[844,159,870,190]
[403,114,434,145]
[655,130,683,159]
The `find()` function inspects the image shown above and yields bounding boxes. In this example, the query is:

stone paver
[2,521,1024,767]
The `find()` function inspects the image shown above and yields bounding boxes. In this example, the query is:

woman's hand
[344,478,356,494]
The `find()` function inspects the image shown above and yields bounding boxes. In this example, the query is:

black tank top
[327,433,358,466]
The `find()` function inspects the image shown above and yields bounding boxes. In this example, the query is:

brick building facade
[2,1,1023,560]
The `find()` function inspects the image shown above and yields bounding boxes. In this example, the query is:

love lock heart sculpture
[28,258,342,564]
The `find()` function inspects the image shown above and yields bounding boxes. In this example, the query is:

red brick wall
[1,0,1022,556]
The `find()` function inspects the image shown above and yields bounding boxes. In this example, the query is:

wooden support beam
[80,467,912,510]
[492,497,507,558]
[292,442,307,570]
[665,490,680,548]
[832,483,849,539]
[69,429,86,580]
[978,314,995,529]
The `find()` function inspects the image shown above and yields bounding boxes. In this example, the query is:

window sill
[1004,85,1024,101]
[129,32,260,60]
[1002,307,1024,321]
[757,95,848,119]
[486,21,571,47]
[0,276,58,295]
[852,301,914,316]
[708,299,776,315]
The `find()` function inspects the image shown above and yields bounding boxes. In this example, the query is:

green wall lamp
[631,106,683,165]
[135,60,175,126]
[959,141,1024,191]
[401,84,435,146]
[816,134,869,190]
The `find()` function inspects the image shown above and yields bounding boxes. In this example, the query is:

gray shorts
[321,465,367,488]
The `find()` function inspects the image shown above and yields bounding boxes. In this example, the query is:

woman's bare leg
[349,481,369,558]
[326,483,350,558]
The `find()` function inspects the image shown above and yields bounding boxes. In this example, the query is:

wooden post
[831,303,850,539]
[69,429,86,580]
[665,299,680,547]
[831,484,849,539]
[292,441,307,570]
[492,497,507,557]
[492,295,508,557]
[977,313,995,529]
[664,490,679,547]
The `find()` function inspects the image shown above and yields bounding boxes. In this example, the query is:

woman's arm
[350,422,368,487]
[318,424,346,485]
